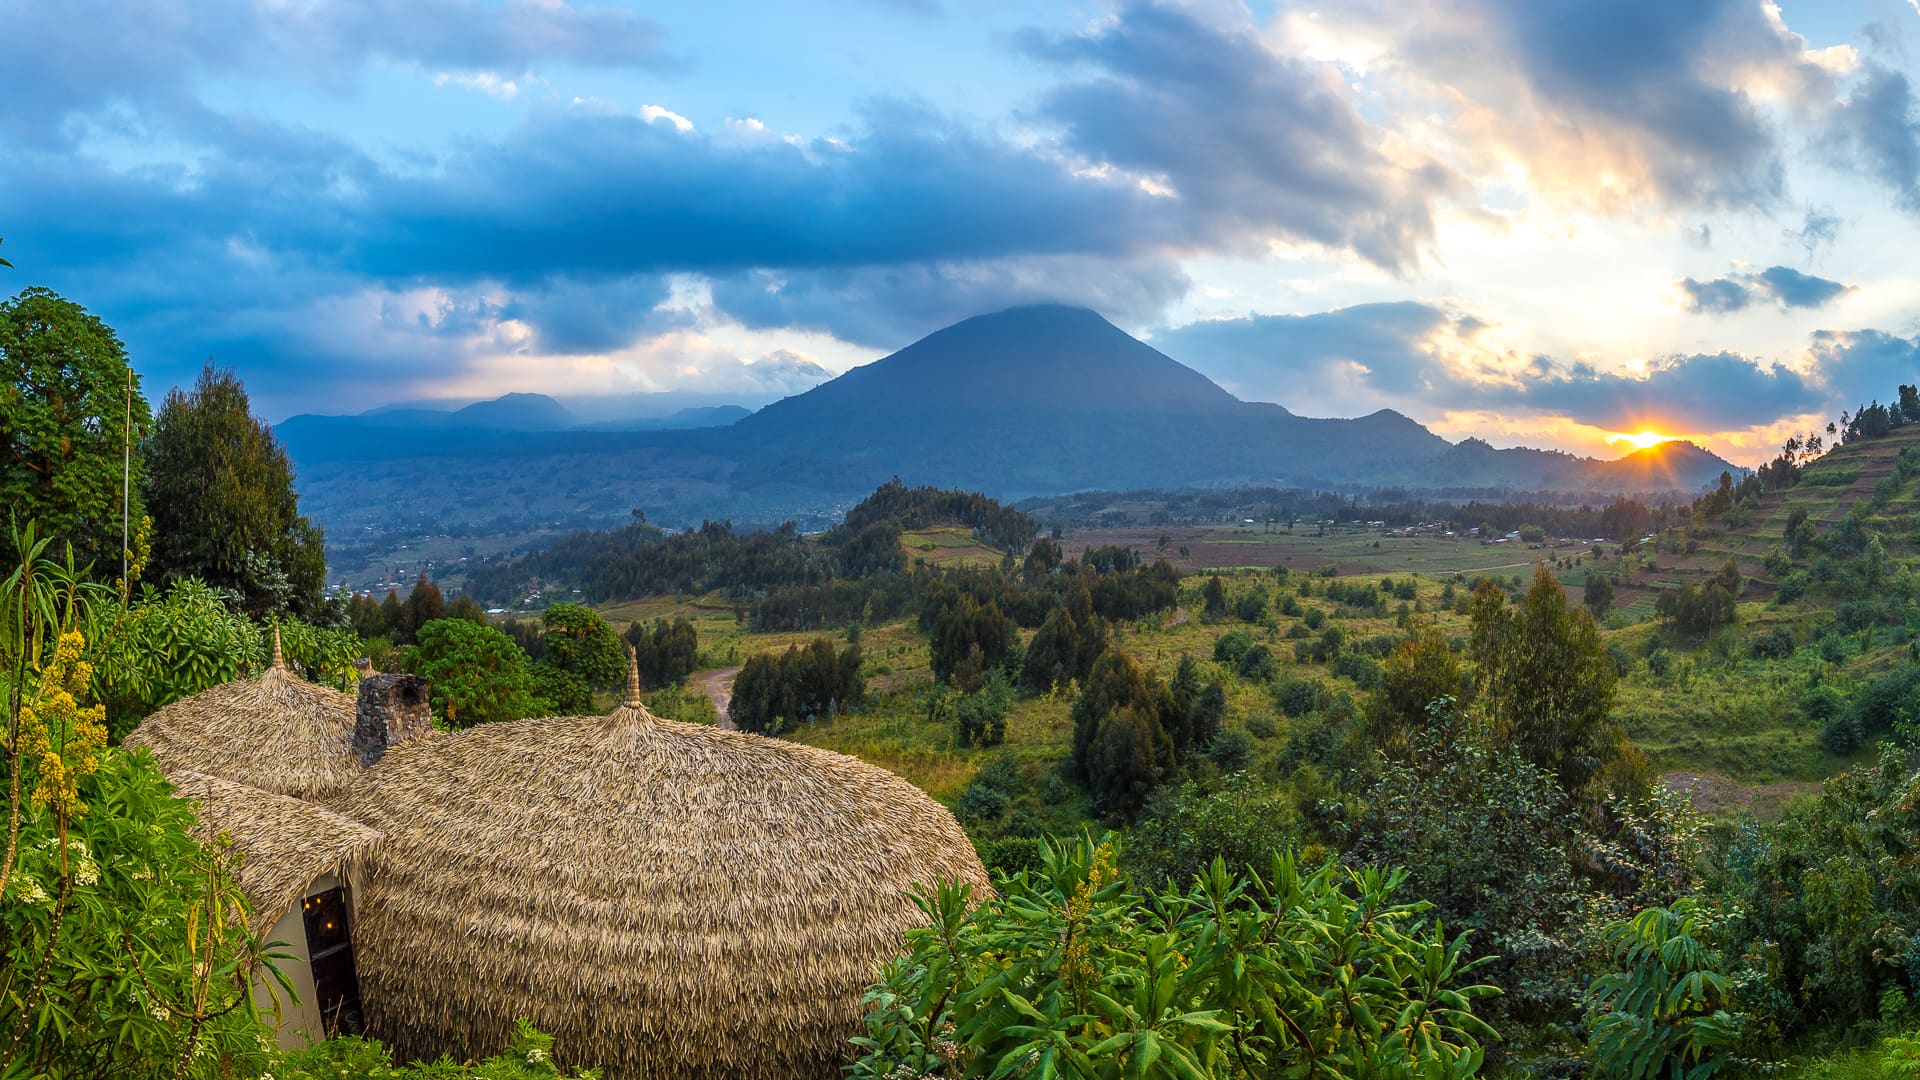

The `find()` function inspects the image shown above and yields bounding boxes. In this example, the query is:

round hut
[168,771,382,1047]
[342,659,991,1079]
[123,629,364,808]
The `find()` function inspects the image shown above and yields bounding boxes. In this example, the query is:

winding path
[699,666,740,729]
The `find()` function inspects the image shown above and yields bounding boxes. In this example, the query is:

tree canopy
[144,363,325,617]
[0,287,149,574]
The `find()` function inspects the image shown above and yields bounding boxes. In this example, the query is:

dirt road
[700,667,740,729]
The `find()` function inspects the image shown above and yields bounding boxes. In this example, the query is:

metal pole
[122,368,131,589]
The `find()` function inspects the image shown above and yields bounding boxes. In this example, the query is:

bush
[1125,772,1296,890]
[1206,727,1256,773]
[273,1019,600,1078]
[1235,643,1276,682]
[1585,902,1740,1080]
[954,672,1013,748]
[1749,624,1797,660]
[1272,676,1323,717]
[850,835,1498,1080]
[1330,649,1382,689]
[1244,713,1278,739]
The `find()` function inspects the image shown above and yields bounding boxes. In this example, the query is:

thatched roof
[342,657,991,1080]
[122,627,363,808]
[168,770,380,934]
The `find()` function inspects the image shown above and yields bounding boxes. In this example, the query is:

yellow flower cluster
[18,631,108,817]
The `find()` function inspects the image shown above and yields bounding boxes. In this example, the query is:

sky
[6,0,1920,465]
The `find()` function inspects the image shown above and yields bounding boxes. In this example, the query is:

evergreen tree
[1583,572,1614,618]
[0,287,150,573]
[397,573,445,645]
[143,363,325,617]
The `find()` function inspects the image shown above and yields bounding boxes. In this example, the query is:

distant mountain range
[283,305,1740,560]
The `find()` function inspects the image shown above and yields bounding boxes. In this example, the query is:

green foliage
[1070,651,1173,820]
[1365,618,1462,748]
[530,602,624,713]
[1,750,284,1077]
[1206,727,1255,772]
[272,1019,601,1078]
[954,671,1013,748]
[1470,568,1636,800]
[1586,572,1615,617]
[407,618,543,728]
[1021,600,1106,692]
[91,578,263,734]
[850,834,1499,1080]
[624,616,698,689]
[728,637,863,734]
[1200,574,1229,621]
[143,364,326,618]
[0,288,150,574]
[1585,901,1741,1080]
[928,592,1018,690]
[1124,772,1296,891]
[1714,748,1920,1038]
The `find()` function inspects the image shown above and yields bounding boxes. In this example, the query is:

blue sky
[6,0,1920,463]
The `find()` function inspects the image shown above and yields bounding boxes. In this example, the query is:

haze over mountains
[282,305,1740,559]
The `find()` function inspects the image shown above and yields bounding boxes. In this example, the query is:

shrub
[1244,713,1278,739]
[1272,676,1323,717]
[1749,624,1797,660]
[1125,772,1296,890]
[1235,643,1276,682]
[1585,902,1740,1080]
[850,835,1498,1080]
[1206,727,1256,773]
[273,1019,599,1078]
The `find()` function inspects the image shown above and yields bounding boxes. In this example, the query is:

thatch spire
[342,703,992,1078]
[269,622,285,669]
[123,663,362,808]
[623,643,644,709]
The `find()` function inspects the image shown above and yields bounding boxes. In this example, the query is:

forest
[9,278,1920,1079]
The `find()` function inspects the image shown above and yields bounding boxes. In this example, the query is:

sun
[1610,429,1680,451]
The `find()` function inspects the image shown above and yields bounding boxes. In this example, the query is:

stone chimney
[354,673,433,768]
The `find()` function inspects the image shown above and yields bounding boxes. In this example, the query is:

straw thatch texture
[343,697,992,1079]
[123,654,362,809]
[169,770,380,934]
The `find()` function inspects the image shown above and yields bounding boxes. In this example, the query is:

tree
[626,616,700,689]
[1470,567,1632,799]
[1070,650,1174,819]
[1365,618,1462,747]
[397,572,445,645]
[1200,574,1229,621]
[407,618,542,728]
[143,363,325,618]
[531,602,625,713]
[0,288,150,573]
[728,637,864,734]
[1583,572,1614,618]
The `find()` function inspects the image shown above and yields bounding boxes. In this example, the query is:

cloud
[1492,353,1819,432]
[0,0,673,146]
[1831,63,1920,212]
[1304,0,1837,211]
[1019,2,1456,272]
[1156,300,1897,435]
[1785,206,1842,263]
[709,256,1192,347]
[1676,265,1853,313]
[1153,302,1460,410]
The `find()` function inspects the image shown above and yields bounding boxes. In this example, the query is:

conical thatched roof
[342,660,991,1079]
[123,628,362,808]
[168,770,380,934]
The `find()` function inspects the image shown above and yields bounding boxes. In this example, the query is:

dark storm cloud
[0,0,672,146]
[1018,3,1455,273]
[1676,265,1853,314]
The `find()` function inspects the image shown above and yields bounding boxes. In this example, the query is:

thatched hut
[124,629,432,810]
[168,771,381,1049]
[342,659,991,1079]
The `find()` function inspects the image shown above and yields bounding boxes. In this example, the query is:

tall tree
[1470,567,1631,799]
[143,363,323,616]
[0,288,149,573]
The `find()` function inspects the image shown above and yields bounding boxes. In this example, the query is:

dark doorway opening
[302,886,365,1036]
